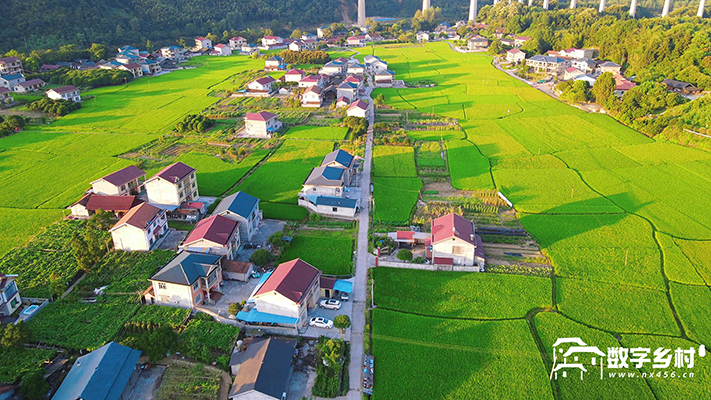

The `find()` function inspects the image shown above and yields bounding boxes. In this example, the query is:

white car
[319,299,342,310]
[309,317,333,329]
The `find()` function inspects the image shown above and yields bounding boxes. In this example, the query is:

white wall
[432,237,476,266]
[302,184,343,197]
[151,281,196,308]
[92,180,121,196]
[112,225,149,251]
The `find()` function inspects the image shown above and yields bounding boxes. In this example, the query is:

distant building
[374,70,395,87]
[0,57,22,75]
[261,36,284,47]
[298,74,325,88]
[118,62,143,78]
[195,37,213,49]
[0,274,21,317]
[364,55,388,74]
[110,203,168,252]
[145,162,198,206]
[0,73,25,90]
[12,78,45,93]
[347,63,365,75]
[468,35,489,51]
[69,194,142,219]
[570,58,597,75]
[247,76,276,93]
[514,36,531,47]
[51,342,141,400]
[598,61,622,75]
[160,46,187,61]
[526,55,569,76]
[284,69,305,83]
[213,44,233,56]
[244,111,281,138]
[346,35,366,47]
[558,48,594,59]
[320,60,346,76]
[302,85,323,107]
[613,74,636,97]
[229,36,247,50]
[662,79,701,94]
[47,85,81,102]
[563,67,584,81]
[506,48,526,64]
[417,32,430,43]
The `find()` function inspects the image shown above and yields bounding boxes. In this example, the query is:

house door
[324,289,331,298]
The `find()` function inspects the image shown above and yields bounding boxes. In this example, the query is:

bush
[250,249,273,267]
[28,98,81,116]
[412,256,426,264]
[334,315,351,332]
[279,50,331,64]
[193,312,214,322]
[20,370,49,400]
[175,114,215,133]
[396,249,413,261]
[228,302,243,316]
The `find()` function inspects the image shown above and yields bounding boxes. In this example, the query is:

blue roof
[0,73,23,81]
[52,342,141,400]
[237,308,299,325]
[315,196,358,208]
[334,279,353,293]
[322,166,345,181]
[333,150,354,167]
[150,252,222,286]
[215,191,259,219]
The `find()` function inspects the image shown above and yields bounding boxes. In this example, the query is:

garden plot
[177,150,269,196]
[415,141,446,168]
[284,126,349,140]
[373,145,418,177]
[371,177,422,225]
[669,282,711,345]
[657,233,706,285]
[372,309,553,400]
[277,229,355,275]
[672,238,711,283]
[446,139,494,190]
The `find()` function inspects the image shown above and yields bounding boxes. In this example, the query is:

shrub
[20,370,49,400]
[334,315,351,333]
[193,312,214,322]
[250,249,273,266]
[397,249,413,261]
[412,256,426,264]
[228,302,243,316]
[28,98,81,116]
[175,114,215,133]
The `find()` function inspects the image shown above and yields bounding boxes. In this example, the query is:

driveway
[236,219,285,262]
[302,297,353,340]
[122,365,168,400]
[156,229,186,251]
[201,278,260,317]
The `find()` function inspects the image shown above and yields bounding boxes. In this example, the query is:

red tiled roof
[0,88,10,94]
[431,213,476,245]
[396,231,414,240]
[152,162,195,183]
[0,57,20,64]
[255,259,320,303]
[515,36,531,40]
[97,165,145,186]
[565,67,580,73]
[300,75,319,82]
[85,194,142,212]
[112,203,162,230]
[51,85,78,94]
[16,79,45,87]
[196,37,207,41]
[121,62,141,69]
[348,100,368,111]
[304,85,322,94]
[285,69,305,75]
[614,74,636,91]
[184,215,239,246]
[215,44,227,48]
[508,48,522,54]
[245,111,278,122]
[180,201,205,210]
[254,76,276,85]
[263,36,281,40]
[320,276,337,290]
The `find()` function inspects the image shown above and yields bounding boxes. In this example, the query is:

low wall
[377,260,480,272]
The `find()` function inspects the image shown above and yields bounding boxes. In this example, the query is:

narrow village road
[346,77,375,400]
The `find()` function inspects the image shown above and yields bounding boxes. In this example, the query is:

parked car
[319,299,342,310]
[309,317,333,329]
[250,270,261,279]
[340,292,349,302]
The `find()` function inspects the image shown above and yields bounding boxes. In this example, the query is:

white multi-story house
[110,203,168,251]
[347,100,369,118]
[506,49,526,64]
[213,44,232,56]
[13,79,45,93]
[0,274,21,317]
[284,69,305,83]
[364,55,388,74]
[213,191,263,241]
[244,111,281,138]
[0,74,25,90]
[261,36,284,47]
[195,37,213,49]
[298,74,325,88]
[0,57,22,75]
[428,213,485,270]
[91,165,146,196]
[247,76,276,92]
[301,86,323,107]
[229,36,247,49]
[146,252,224,308]
[526,55,570,76]
[181,215,241,260]
[298,149,359,218]
[160,46,187,61]
[47,85,81,102]
[144,162,198,206]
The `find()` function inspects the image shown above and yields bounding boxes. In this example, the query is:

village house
[110,203,168,251]
[181,215,241,260]
[195,37,213,49]
[428,213,485,270]
[514,36,531,47]
[365,32,384,42]
[47,85,81,102]
[284,69,305,83]
[575,74,597,86]
[138,58,162,75]
[374,70,395,87]
[213,191,262,241]
[364,55,388,74]
[0,57,22,75]
[468,35,489,51]
[247,76,276,93]
[244,111,282,138]
[289,39,317,52]
[12,78,45,93]
[261,36,284,47]
[506,48,526,64]
[0,88,13,105]
[98,60,123,70]
[563,67,584,81]
[298,74,325,88]
[241,43,259,54]
[302,85,323,107]
[146,252,224,308]
[301,166,348,197]
[229,36,247,49]
[335,96,350,108]
[526,55,569,76]
[69,194,142,218]
[0,74,24,89]
[336,81,358,102]
[570,58,597,75]
[598,61,622,75]
[417,32,430,43]
[222,260,254,282]
[347,63,365,75]
[493,28,505,39]
[51,342,142,400]
[228,338,296,400]
[91,165,146,196]
[160,46,187,61]
[347,99,369,118]
[299,149,359,217]
[145,162,198,206]
[237,259,321,329]
[662,79,701,94]
[118,62,143,78]
[317,26,329,38]
[320,60,345,76]
[264,56,285,71]
[0,274,21,317]
[558,48,594,59]
[118,45,140,57]
[500,38,515,47]
[614,74,636,97]
[213,44,233,56]
[346,35,366,47]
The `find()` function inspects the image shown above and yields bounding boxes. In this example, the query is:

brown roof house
[244,111,282,138]
[110,203,168,251]
[69,194,143,218]
[222,260,254,282]
[180,215,241,260]
[427,213,485,270]
[91,165,146,196]
[144,162,198,206]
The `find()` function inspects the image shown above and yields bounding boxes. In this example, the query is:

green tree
[333,314,351,334]
[250,249,273,267]
[87,209,114,231]
[290,29,303,39]
[4,115,25,129]
[141,326,177,361]
[268,231,284,249]
[1,321,30,348]
[20,370,49,400]
[488,39,503,55]
[397,249,413,261]
[49,272,65,298]
[228,302,243,316]
[592,72,617,109]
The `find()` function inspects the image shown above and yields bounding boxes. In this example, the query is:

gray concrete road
[122,365,167,400]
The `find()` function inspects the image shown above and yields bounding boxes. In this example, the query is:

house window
[193,191,198,198]
[332,207,338,212]
[195,293,202,304]
[193,281,199,291]
[158,283,166,290]
[178,182,183,189]
[192,182,196,189]
[452,246,464,255]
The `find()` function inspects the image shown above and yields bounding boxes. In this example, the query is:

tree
[4,115,25,129]
[592,72,617,108]
[374,93,386,105]
[333,315,351,334]
[250,249,273,267]
[145,39,153,53]
[290,29,303,39]
[87,209,114,230]
[141,326,177,361]
[268,231,284,249]
[49,272,65,298]
[20,370,49,400]
[397,249,413,261]
[228,302,243,316]
[206,33,219,44]
[488,39,503,55]
[1,321,30,348]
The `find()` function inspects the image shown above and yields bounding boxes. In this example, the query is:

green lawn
[371,177,421,224]
[277,230,355,275]
[283,126,349,140]
[177,150,269,196]
[372,145,417,177]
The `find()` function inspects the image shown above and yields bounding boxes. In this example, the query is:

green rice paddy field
[370,42,711,399]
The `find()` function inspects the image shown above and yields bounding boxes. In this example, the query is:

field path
[346,76,375,400]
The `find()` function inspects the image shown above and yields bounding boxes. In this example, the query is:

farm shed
[223,260,254,282]
[319,276,353,299]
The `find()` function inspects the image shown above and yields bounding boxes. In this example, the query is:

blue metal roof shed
[52,342,141,400]
[237,308,299,325]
